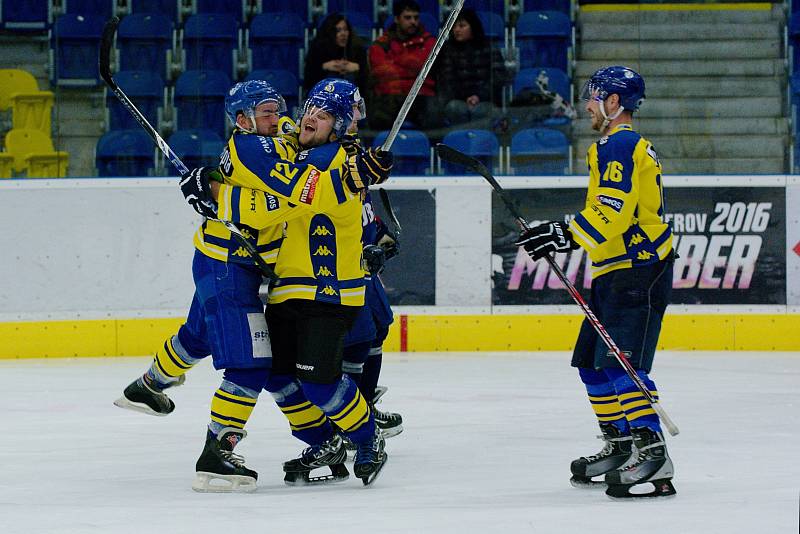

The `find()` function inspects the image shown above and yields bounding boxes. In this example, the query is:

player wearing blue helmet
[225,80,287,135]
[516,66,676,499]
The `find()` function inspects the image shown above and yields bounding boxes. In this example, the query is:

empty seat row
[95,127,570,177]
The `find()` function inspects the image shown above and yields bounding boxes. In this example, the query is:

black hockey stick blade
[99,17,120,90]
[378,188,402,236]
[435,143,529,230]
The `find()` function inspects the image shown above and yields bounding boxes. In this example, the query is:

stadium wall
[1,176,797,358]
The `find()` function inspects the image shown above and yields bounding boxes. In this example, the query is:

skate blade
[284,464,349,486]
[192,472,257,493]
[606,479,676,500]
[113,396,170,417]
[569,475,607,489]
[358,453,389,487]
[380,425,403,439]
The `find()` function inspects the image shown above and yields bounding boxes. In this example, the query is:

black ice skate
[353,427,388,486]
[570,423,634,488]
[605,427,676,499]
[113,374,185,416]
[193,427,258,493]
[373,404,404,438]
[283,434,350,486]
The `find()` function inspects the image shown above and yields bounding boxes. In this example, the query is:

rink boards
[1,175,798,358]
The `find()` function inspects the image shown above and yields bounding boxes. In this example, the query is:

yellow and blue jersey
[568,124,673,279]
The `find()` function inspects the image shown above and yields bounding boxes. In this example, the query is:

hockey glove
[343,148,394,194]
[361,244,386,275]
[375,216,399,260]
[179,166,221,218]
[515,221,578,260]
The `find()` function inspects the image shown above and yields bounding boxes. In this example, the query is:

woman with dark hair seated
[437,8,510,125]
[303,13,369,92]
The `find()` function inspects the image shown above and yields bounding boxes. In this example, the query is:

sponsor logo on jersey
[220,146,233,176]
[232,247,251,257]
[299,169,320,204]
[316,266,333,277]
[590,204,611,224]
[628,233,645,246]
[596,194,623,212]
[258,136,273,154]
[312,226,332,236]
[637,250,654,260]
[320,285,338,296]
[266,194,279,211]
[313,245,333,256]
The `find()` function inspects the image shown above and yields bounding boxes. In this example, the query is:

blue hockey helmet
[308,77,367,122]
[225,80,287,131]
[579,66,645,112]
[300,80,356,140]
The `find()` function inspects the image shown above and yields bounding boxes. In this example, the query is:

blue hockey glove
[515,221,578,260]
[361,244,386,275]
[179,166,220,218]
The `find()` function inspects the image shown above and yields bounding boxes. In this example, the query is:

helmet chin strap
[599,99,625,134]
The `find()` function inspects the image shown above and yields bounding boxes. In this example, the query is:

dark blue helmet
[300,79,356,139]
[309,77,367,122]
[225,80,287,130]
[579,66,645,111]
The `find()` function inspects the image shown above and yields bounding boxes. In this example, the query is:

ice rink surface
[1,351,798,534]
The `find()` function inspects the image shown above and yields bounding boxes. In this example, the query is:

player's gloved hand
[361,244,386,275]
[179,166,221,218]
[375,216,399,260]
[343,148,393,194]
[340,133,362,157]
[514,221,578,260]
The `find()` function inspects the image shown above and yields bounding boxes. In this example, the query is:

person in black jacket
[437,9,510,125]
[304,13,369,93]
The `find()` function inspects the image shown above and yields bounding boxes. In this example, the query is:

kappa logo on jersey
[320,285,338,296]
[596,194,623,212]
[628,233,645,246]
[266,194,279,211]
[312,225,332,236]
[637,250,654,260]
[299,169,320,204]
[316,266,333,277]
[313,245,333,256]
[232,247,251,257]
[238,227,254,239]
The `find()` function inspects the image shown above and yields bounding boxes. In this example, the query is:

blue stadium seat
[195,0,244,20]
[510,127,569,175]
[96,129,155,176]
[261,0,309,23]
[2,0,50,30]
[106,70,164,131]
[118,13,173,79]
[416,0,440,19]
[64,0,113,18]
[464,0,494,12]
[326,0,375,16]
[166,129,225,176]
[245,69,300,112]
[384,12,438,35]
[183,13,239,79]
[521,0,571,14]
[248,13,305,77]
[477,11,504,43]
[344,11,374,41]
[514,11,571,71]
[51,14,105,86]
[513,67,570,101]
[174,70,231,137]
[373,130,431,175]
[440,129,500,174]
[130,0,179,21]
[790,14,800,69]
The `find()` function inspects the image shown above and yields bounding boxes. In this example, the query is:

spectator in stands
[304,13,369,93]
[367,0,441,130]
[437,8,510,126]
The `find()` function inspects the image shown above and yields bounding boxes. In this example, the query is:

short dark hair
[393,0,420,17]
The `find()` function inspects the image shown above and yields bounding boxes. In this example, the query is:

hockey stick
[435,143,680,437]
[378,188,402,238]
[380,0,465,151]
[99,17,276,281]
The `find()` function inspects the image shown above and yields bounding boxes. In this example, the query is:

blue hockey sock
[207,367,268,436]
[360,348,383,405]
[301,375,375,444]
[265,374,333,446]
[578,367,629,433]
[604,367,662,433]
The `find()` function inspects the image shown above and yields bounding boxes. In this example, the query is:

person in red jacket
[367,0,441,130]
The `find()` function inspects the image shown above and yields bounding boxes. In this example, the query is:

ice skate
[373,385,389,404]
[570,423,634,488]
[353,427,388,486]
[193,427,258,493]
[605,427,676,499]
[283,434,350,486]
[373,404,404,438]
[113,374,185,416]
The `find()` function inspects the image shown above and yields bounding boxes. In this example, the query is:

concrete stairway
[573,5,788,174]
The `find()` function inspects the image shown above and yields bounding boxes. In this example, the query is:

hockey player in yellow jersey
[515,66,676,499]
[210,81,393,485]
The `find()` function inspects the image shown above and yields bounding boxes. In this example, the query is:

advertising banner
[492,186,786,305]
[372,189,436,305]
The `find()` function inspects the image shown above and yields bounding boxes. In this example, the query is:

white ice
[1,351,798,534]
